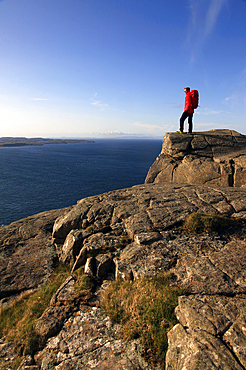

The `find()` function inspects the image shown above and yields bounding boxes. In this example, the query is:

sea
[0,139,162,225]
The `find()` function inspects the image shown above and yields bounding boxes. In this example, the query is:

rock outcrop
[145,129,246,187]
[2,130,246,369]
[1,181,246,369]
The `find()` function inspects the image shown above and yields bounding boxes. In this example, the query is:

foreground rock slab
[35,305,154,370]
[2,181,246,369]
[50,182,246,369]
[0,207,70,306]
[145,129,246,187]
[52,182,246,249]
[166,295,246,370]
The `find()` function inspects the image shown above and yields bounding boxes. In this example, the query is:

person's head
[184,87,190,93]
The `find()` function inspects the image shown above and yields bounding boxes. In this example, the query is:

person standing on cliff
[179,87,194,133]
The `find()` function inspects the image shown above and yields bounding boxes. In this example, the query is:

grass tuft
[0,264,70,359]
[114,236,132,249]
[182,212,240,234]
[73,267,95,291]
[101,273,185,367]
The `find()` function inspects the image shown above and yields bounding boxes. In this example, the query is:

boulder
[166,323,244,370]
[84,254,115,280]
[166,295,246,370]
[115,259,134,281]
[71,246,87,273]
[145,129,246,187]
[60,229,86,266]
[95,253,114,280]
[52,197,99,243]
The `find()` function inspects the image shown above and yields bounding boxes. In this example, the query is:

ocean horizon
[0,138,162,225]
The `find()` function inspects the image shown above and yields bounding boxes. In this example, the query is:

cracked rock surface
[1,180,246,369]
[0,207,70,306]
[145,129,246,187]
[166,295,246,370]
[35,306,153,370]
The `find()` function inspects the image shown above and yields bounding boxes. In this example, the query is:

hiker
[179,87,194,134]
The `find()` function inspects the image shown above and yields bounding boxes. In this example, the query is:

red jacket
[184,92,194,113]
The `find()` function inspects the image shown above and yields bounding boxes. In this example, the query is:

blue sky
[0,0,246,138]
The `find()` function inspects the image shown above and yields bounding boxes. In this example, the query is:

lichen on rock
[1,130,246,369]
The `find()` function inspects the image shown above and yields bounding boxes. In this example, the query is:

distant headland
[0,137,94,147]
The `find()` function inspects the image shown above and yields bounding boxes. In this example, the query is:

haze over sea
[0,139,162,225]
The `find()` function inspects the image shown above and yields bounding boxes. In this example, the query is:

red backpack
[190,90,199,109]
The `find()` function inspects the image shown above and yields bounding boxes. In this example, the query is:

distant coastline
[0,137,94,147]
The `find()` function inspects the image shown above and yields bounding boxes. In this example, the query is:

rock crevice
[2,130,246,369]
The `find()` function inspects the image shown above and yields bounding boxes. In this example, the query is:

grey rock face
[34,306,154,370]
[145,129,246,187]
[60,229,87,265]
[52,182,246,249]
[95,253,114,280]
[50,183,246,369]
[0,207,70,306]
[166,295,246,370]
[2,178,246,368]
[0,338,18,370]
[164,237,246,370]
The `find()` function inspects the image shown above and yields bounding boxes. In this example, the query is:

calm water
[0,139,162,225]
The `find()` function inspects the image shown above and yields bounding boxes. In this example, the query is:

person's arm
[184,93,192,111]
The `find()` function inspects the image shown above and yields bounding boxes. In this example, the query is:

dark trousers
[180,111,193,133]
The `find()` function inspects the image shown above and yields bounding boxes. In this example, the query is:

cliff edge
[1,131,246,369]
[145,129,246,187]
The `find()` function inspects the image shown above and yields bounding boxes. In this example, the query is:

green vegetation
[0,264,70,359]
[4,211,240,367]
[86,225,96,233]
[73,266,95,292]
[115,235,132,249]
[182,212,241,234]
[101,273,185,367]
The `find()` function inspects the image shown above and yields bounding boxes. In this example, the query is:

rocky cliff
[1,132,246,370]
[145,129,246,187]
